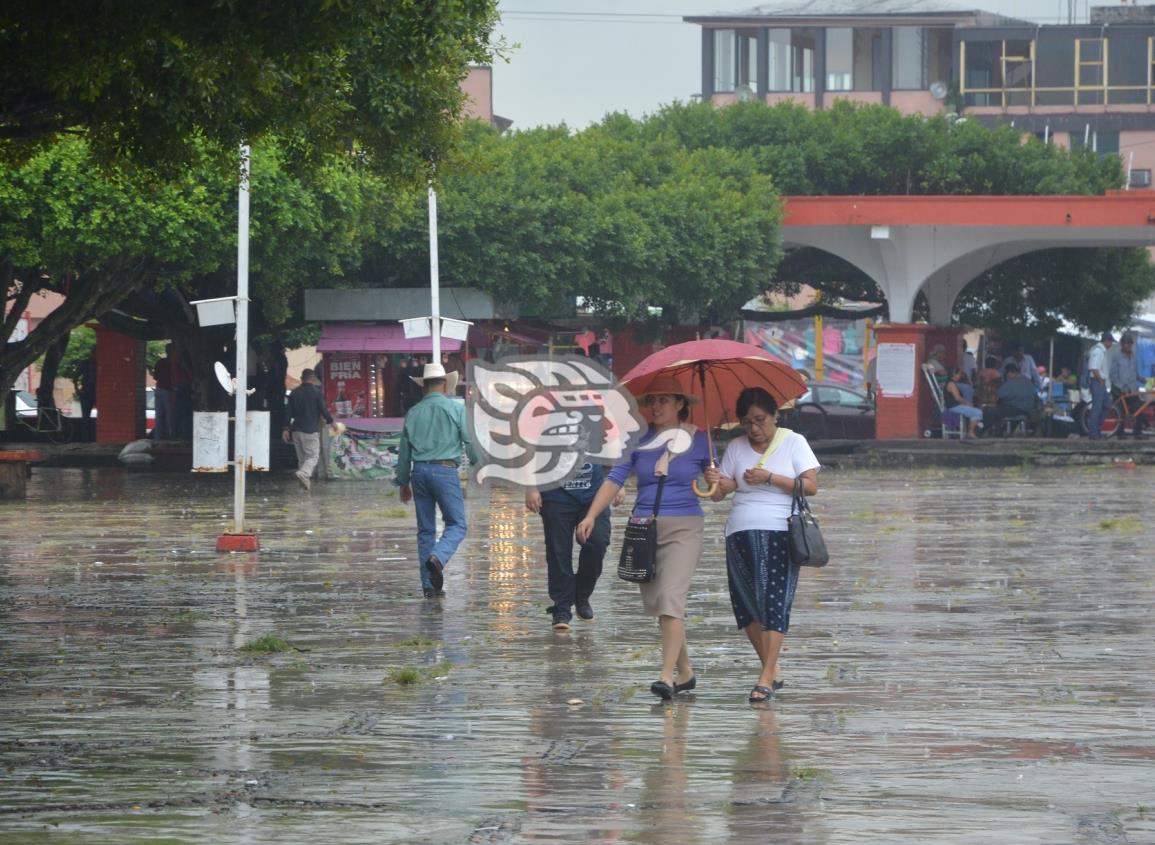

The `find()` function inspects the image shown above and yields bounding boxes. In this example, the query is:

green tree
[1,137,392,406]
[954,247,1155,339]
[365,121,783,324]
[0,0,500,179]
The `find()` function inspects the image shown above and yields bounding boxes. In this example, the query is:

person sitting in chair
[944,368,983,439]
[984,363,1039,434]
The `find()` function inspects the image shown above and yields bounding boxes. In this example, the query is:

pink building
[686,1,1155,185]
[461,66,512,132]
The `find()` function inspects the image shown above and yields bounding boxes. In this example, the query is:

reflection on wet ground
[1,466,1153,844]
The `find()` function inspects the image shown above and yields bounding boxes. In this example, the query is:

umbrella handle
[692,478,718,499]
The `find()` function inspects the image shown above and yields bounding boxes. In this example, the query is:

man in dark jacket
[283,369,333,490]
[985,363,1039,433]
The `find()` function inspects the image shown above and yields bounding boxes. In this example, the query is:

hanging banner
[328,429,401,480]
[742,317,872,387]
[324,354,369,418]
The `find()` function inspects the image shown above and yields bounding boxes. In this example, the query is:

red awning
[316,323,464,354]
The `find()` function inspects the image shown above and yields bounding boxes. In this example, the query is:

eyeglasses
[741,415,774,428]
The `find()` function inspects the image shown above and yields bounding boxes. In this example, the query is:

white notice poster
[876,342,916,398]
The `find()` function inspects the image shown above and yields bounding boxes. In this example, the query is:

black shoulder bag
[787,476,829,568]
[617,474,667,583]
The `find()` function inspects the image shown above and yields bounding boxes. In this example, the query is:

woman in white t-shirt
[714,387,820,704]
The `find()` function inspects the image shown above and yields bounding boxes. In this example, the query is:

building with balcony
[686,1,1155,185]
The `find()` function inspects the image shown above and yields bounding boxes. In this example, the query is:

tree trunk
[35,332,70,411]
[1,258,153,396]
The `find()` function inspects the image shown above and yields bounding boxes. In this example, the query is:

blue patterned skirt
[725,529,799,633]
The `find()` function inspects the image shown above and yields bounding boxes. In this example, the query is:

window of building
[1106,35,1147,104]
[927,29,951,89]
[1076,38,1106,105]
[825,27,882,92]
[789,28,818,93]
[1129,168,1152,188]
[1097,130,1120,155]
[893,27,951,91]
[962,40,1002,106]
[768,28,791,91]
[892,26,924,89]
[1070,129,1120,157]
[1003,39,1034,105]
[715,29,737,92]
[714,28,759,94]
[1033,34,1075,106]
[826,28,854,91]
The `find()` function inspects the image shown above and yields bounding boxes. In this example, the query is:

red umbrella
[620,338,807,497]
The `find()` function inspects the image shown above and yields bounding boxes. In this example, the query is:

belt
[416,460,458,468]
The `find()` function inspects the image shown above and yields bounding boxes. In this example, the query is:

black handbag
[787,476,828,568]
[617,475,667,583]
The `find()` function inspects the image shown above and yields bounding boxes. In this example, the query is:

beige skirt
[638,516,705,618]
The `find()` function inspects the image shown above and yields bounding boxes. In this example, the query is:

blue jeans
[410,462,468,588]
[1089,380,1109,438]
[540,498,610,612]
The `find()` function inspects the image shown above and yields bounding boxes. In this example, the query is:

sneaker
[423,587,436,599]
[575,600,594,621]
[295,470,311,491]
[551,610,572,631]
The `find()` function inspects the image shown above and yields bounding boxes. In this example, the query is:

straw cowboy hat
[410,362,459,394]
[635,374,701,404]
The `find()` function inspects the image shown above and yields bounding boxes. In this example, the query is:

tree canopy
[1,136,390,399]
[365,121,783,324]
[0,0,500,178]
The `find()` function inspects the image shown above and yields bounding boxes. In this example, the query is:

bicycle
[16,405,72,445]
[1081,390,1155,439]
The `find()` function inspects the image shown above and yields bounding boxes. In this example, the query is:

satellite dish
[929,81,949,101]
[214,361,235,396]
[735,83,755,103]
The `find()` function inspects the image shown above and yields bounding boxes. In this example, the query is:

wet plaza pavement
[1,465,1153,844]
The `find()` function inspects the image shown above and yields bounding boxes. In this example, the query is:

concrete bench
[0,450,44,499]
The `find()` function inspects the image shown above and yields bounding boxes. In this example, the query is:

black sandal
[748,685,773,703]
[674,675,697,694]
[772,680,784,692]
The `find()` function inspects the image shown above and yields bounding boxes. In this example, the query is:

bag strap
[790,476,810,517]
[754,427,791,470]
[651,474,667,517]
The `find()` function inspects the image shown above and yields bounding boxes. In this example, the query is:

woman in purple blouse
[578,375,718,701]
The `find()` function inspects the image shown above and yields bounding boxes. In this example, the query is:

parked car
[80,387,157,432]
[783,382,875,440]
[13,390,37,419]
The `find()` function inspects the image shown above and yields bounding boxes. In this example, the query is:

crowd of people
[927,331,1148,439]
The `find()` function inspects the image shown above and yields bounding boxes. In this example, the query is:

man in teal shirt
[397,362,478,598]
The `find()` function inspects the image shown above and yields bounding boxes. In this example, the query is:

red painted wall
[873,324,963,439]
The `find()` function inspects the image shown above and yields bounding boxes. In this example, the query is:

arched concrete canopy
[782,194,1155,323]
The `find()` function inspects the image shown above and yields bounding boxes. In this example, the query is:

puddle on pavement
[1,466,1153,844]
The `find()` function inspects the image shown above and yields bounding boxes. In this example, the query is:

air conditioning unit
[1130,169,1152,188]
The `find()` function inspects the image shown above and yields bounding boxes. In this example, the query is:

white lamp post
[192,145,260,552]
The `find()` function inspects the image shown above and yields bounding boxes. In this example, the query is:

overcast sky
[492,0,1099,129]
